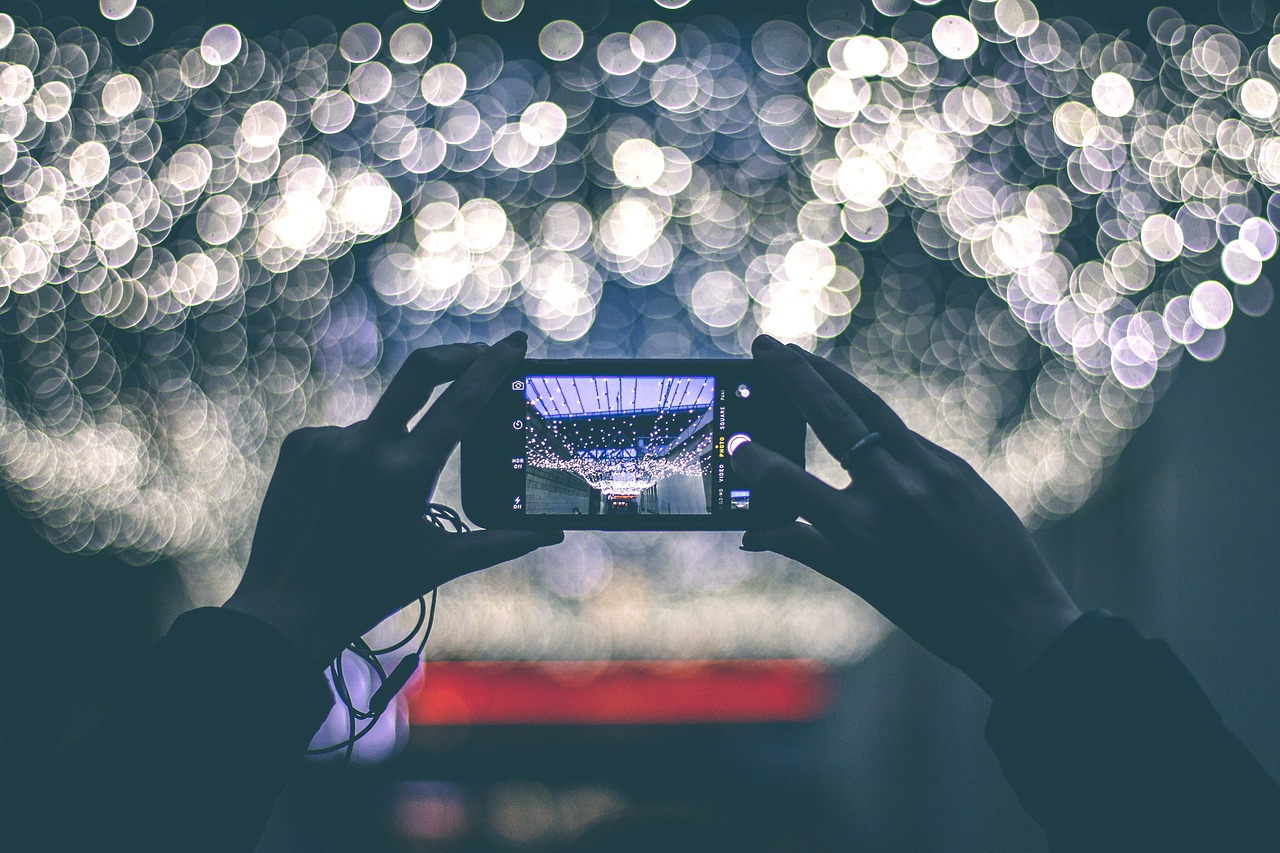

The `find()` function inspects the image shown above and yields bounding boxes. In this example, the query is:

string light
[524,376,714,492]
[0,3,1274,661]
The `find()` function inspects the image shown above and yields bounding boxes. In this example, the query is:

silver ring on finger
[838,431,883,472]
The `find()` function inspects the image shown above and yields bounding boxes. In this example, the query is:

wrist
[973,601,1084,698]
[222,593,340,670]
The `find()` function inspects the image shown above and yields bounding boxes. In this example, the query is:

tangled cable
[305,502,469,761]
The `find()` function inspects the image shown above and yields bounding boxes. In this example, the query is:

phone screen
[462,360,804,530]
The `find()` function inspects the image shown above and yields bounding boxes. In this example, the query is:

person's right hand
[734,336,1081,697]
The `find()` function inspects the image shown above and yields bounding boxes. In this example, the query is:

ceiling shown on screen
[526,376,714,418]
[524,375,714,491]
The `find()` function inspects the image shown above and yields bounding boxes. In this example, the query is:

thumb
[731,441,845,529]
[742,522,843,575]
[436,528,565,583]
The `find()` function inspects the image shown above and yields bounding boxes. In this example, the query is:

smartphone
[461,359,805,530]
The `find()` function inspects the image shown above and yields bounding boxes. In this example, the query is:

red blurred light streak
[407,659,831,725]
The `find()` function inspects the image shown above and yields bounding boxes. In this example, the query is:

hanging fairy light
[524,376,714,492]
[0,1,1275,661]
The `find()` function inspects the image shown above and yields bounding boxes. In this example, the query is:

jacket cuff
[985,612,1221,838]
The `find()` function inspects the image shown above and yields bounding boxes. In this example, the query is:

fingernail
[494,330,524,348]
[755,335,782,352]
[477,342,490,349]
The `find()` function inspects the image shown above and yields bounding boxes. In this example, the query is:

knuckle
[886,473,931,509]
[403,347,438,374]
[279,431,303,454]
[866,397,897,424]
[817,395,848,423]
[934,447,975,483]
[904,478,932,505]
[279,426,319,455]
[940,459,971,490]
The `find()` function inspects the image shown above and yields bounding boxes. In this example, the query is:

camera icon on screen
[512,380,525,391]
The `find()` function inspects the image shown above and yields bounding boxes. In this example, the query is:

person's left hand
[224,332,561,667]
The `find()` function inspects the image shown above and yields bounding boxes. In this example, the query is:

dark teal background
[3,2,1277,850]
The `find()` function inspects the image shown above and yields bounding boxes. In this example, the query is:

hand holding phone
[462,359,805,530]
[225,336,562,666]
[736,337,1081,697]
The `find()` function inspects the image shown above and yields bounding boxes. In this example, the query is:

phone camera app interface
[521,376,717,516]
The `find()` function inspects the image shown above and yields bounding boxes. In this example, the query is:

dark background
[3,1,1278,851]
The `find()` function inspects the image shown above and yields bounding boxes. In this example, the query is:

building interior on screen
[524,376,716,515]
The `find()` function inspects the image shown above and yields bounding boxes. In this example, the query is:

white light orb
[1189,280,1234,330]
[1240,78,1278,120]
[1092,72,1135,117]
[932,16,979,61]
[613,138,665,189]
[201,25,243,67]
[1139,214,1184,262]
[99,0,137,21]
[539,21,584,61]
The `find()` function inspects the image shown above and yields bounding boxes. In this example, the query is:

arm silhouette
[27,334,561,853]
[735,334,1280,851]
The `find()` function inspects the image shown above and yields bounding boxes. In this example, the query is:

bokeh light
[1,1,1276,662]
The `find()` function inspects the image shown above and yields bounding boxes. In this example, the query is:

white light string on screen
[524,375,713,491]
[0,2,1276,663]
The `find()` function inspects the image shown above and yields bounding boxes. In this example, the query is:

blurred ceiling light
[0,2,1275,662]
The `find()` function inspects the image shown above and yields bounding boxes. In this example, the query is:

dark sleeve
[28,607,333,853]
[986,613,1280,852]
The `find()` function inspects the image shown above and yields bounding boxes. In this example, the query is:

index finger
[788,345,925,456]
[408,331,527,470]
[753,336,895,475]
[367,344,485,434]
